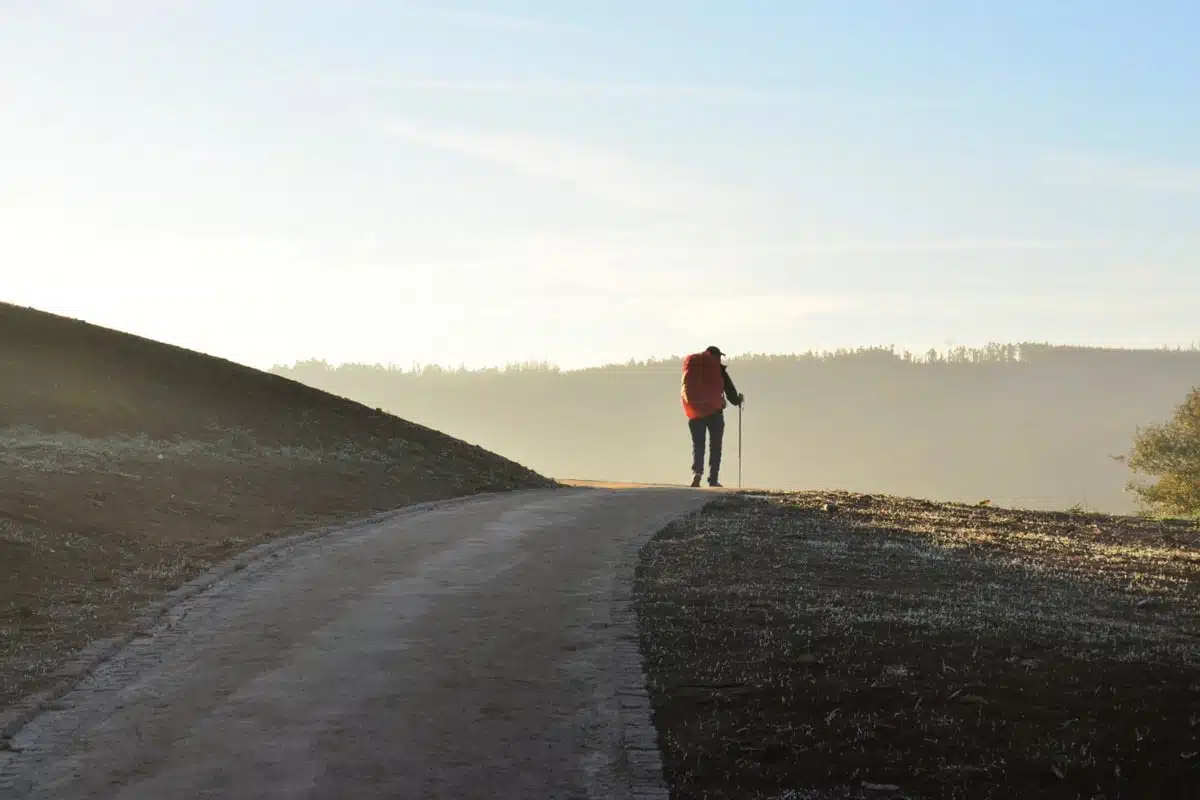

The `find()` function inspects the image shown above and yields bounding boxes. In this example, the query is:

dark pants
[689,411,725,480]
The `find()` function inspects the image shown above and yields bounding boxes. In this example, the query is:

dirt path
[0,487,710,800]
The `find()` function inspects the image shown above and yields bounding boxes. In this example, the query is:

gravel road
[0,487,710,800]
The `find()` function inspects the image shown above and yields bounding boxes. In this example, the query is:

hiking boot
[689,473,702,488]
[708,478,722,488]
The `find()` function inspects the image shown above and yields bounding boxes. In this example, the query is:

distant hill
[273,343,1200,514]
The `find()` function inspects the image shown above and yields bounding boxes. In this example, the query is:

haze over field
[274,343,1200,514]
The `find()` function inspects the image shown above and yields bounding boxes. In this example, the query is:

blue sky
[1,0,1197,368]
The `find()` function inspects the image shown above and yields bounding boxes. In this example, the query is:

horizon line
[267,339,1200,374]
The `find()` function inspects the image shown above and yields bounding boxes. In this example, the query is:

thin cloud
[889,290,1200,315]
[378,118,735,211]
[48,0,194,16]
[495,236,1105,264]
[663,294,863,341]
[0,0,188,22]
[381,78,800,104]
[1040,151,1200,194]
[666,289,1200,348]
[338,75,957,109]
[409,7,584,35]
[749,239,1104,254]
[390,235,1106,301]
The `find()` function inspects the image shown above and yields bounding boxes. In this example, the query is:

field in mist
[273,343,1200,515]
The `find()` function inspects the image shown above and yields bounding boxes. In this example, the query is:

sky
[2,0,1198,370]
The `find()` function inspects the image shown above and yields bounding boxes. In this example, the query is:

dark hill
[0,301,556,715]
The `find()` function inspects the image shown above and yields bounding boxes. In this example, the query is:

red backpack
[681,351,725,419]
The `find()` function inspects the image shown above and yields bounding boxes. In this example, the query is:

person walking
[680,345,744,487]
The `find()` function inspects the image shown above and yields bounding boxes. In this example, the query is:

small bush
[1121,388,1200,519]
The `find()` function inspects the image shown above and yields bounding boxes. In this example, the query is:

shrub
[1121,388,1200,518]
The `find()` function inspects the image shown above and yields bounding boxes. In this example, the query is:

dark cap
[705,345,725,357]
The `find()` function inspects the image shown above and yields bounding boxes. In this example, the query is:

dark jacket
[721,365,742,408]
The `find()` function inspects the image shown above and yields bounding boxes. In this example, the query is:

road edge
[0,489,555,745]
[609,498,714,799]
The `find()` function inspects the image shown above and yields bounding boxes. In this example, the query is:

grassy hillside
[0,302,556,715]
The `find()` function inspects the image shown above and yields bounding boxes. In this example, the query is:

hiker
[680,345,744,487]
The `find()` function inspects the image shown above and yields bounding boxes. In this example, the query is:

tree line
[272,342,1200,517]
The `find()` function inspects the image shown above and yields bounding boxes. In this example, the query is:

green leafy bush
[1122,388,1200,518]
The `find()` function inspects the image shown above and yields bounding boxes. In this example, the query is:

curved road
[0,487,710,799]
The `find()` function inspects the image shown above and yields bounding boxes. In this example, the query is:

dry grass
[0,426,555,716]
[635,491,1200,799]
[0,425,422,471]
[0,509,209,708]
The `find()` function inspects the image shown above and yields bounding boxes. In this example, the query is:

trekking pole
[738,401,743,489]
